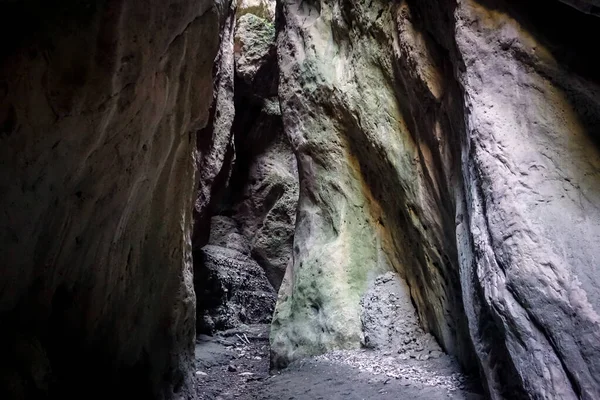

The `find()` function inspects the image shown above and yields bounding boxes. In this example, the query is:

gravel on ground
[195,324,484,400]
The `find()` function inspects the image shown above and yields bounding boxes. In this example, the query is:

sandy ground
[195,324,484,400]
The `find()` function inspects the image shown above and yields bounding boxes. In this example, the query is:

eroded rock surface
[453,2,600,398]
[196,217,276,333]
[194,0,297,331]
[361,272,442,360]
[271,0,473,370]
[2,0,600,399]
[0,1,230,399]
[271,1,600,399]
[228,6,297,289]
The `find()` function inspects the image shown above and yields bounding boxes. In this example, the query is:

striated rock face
[272,0,474,369]
[272,0,600,398]
[195,216,277,332]
[452,1,600,398]
[0,1,229,399]
[194,0,298,332]
[2,0,599,399]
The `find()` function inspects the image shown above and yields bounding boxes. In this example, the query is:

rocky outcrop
[452,1,600,398]
[195,1,238,249]
[228,110,298,290]
[272,0,600,399]
[229,7,297,290]
[196,216,277,333]
[194,0,297,332]
[271,0,473,369]
[0,1,229,399]
[360,272,443,360]
[2,0,599,399]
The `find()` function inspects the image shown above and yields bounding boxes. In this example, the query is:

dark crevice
[193,8,296,338]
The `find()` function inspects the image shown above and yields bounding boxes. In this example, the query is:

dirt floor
[195,324,484,400]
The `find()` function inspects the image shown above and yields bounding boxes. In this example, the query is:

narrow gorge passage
[193,276,483,399]
[192,1,482,398]
[1,0,600,399]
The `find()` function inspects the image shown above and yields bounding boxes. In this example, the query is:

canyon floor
[195,324,484,400]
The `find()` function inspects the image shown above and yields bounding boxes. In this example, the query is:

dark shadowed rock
[196,216,277,333]
[0,1,230,398]
[194,0,297,328]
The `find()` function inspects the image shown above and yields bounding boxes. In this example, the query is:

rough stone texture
[196,217,277,333]
[3,0,599,399]
[272,0,600,399]
[230,122,299,289]
[236,0,276,20]
[234,13,276,85]
[361,272,441,360]
[315,350,480,394]
[195,0,297,309]
[452,1,600,398]
[194,1,237,249]
[229,4,298,291]
[271,0,473,370]
[0,1,229,399]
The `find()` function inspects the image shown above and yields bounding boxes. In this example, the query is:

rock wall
[194,0,298,333]
[271,0,474,370]
[0,1,229,399]
[229,9,298,291]
[2,0,599,399]
[453,1,600,398]
[272,0,600,398]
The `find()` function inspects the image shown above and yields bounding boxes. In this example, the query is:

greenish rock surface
[235,13,276,85]
[271,1,600,399]
[236,0,276,20]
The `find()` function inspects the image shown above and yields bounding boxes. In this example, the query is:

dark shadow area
[192,10,295,337]
[0,284,159,400]
[472,0,600,148]
[0,0,105,63]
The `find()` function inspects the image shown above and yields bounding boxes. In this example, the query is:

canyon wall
[193,0,298,335]
[271,0,600,399]
[0,1,229,398]
[1,0,599,399]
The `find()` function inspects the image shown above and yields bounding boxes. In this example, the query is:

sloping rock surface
[194,0,297,332]
[0,1,229,399]
[271,1,600,399]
